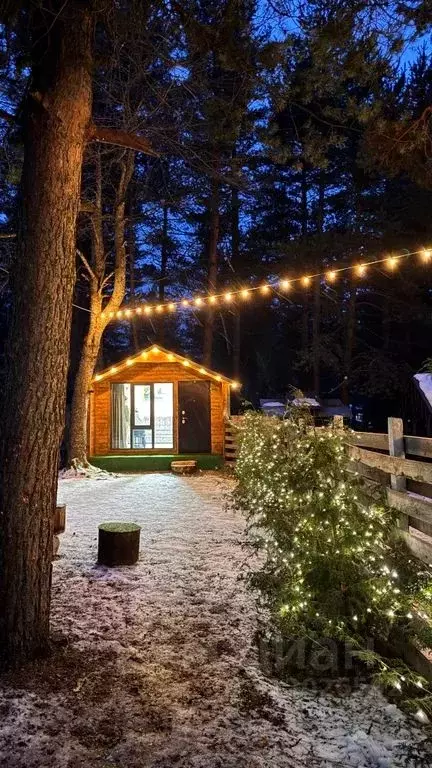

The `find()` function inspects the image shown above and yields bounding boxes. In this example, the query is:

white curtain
[111,384,131,448]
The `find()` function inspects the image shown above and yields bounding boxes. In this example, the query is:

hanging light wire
[103,247,432,323]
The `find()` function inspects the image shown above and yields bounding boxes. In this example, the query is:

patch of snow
[0,473,430,768]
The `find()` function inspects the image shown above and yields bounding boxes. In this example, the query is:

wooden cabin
[88,344,239,471]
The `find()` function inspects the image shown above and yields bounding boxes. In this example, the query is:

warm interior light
[167,353,175,361]
[280,279,291,291]
[326,270,337,283]
[260,284,270,294]
[224,292,232,302]
[355,264,367,277]
[241,289,250,299]
[194,297,203,306]
[216,374,222,381]
[141,351,148,358]
[386,256,398,270]
[302,276,311,287]
[152,345,159,353]
[420,248,432,262]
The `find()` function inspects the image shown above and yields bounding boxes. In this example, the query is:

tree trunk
[0,2,93,669]
[68,295,105,464]
[231,178,241,380]
[342,286,356,404]
[203,175,220,367]
[68,151,134,466]
[312,276,321,394]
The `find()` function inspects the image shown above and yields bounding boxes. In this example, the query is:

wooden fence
[225,416,432,565]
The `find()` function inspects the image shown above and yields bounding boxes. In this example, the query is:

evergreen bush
[232,410,432,718]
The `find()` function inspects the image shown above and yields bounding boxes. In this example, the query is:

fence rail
[225,415,432,564]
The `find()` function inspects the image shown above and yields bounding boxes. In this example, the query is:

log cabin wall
[90,361,229,455]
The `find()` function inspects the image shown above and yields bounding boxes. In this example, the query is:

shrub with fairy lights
[233,410,432,718]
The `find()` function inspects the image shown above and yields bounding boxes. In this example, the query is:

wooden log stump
[98,522,141,566]
[54,504,66,534]
[171,460,197,475]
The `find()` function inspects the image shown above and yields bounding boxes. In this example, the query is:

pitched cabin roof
[93,344,239,388]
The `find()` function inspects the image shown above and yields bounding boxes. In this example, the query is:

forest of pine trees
[1,0,432,438]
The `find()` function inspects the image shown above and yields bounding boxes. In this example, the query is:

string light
[386,256,399,270]
[105,247,430,323]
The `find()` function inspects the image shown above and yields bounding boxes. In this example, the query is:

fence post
[388,416,409,531]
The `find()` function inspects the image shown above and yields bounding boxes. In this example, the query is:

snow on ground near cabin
[0,473,431,768]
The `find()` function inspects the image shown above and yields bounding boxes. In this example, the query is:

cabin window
[111,382,174,450]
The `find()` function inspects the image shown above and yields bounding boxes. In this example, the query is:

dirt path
[0,473,430,768]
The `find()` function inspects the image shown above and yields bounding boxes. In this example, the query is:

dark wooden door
[178,381,211,453]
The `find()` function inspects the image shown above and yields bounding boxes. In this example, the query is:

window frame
[111,381,175,452]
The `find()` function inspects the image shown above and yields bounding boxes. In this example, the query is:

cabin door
[178,381,211,453]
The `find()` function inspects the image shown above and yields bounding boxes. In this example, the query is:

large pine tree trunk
[0,3,93,669]
[203,176,220,367]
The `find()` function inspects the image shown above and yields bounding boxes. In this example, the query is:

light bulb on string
[194,297,203,307]
[208,295,217,304]
[182,299,189,307]
[260,284,270,294]
[280,279,291,291]
[241,289,250,299]
[355,264,367,277]
[302,276,311,287]
[386,256,398,271]
[420,248,432,263]
[224,292,233,302]
[326,270,337,283]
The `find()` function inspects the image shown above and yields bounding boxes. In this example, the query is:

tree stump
[54,504,66,534]
[98,522,141,566]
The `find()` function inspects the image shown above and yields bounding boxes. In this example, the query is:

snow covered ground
[0,472,431,768]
